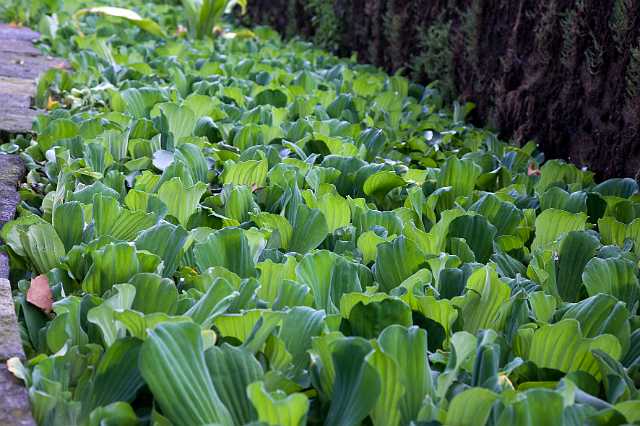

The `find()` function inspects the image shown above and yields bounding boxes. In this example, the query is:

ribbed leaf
[445,387,497,426]
[374,236,424,292]
[135,222,189,278]
[129,273,178,314]
[194,227,257,277]
[447,214,497,263]
[247,381,309,426]
[157,177,207,227]
[555,231,600,302]
[525,319,622,379]
[139,322,233,425]
[19,223,65,275]
[222,158,268,187]
[582,256,640,309]
[53,202,84,251]
[288,204,328,254]
[456,266,511,335]
[205,344,263,425]
[532,208,587,251]
[323,337,381,426]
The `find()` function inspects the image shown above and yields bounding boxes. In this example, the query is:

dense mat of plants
[2,1,640,425]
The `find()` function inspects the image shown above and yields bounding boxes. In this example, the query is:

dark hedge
[248,0,640,180]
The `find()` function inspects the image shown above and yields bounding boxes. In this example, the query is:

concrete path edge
[0,153,35,426]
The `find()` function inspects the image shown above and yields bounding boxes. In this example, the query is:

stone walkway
[0,155,32,426]
[0,22,66,426]
[0,23,66,135]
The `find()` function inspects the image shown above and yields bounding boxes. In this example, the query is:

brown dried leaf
[528,163,541,177]
[27,275,53,313]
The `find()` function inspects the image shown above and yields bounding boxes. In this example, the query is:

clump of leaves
[3,0,640,425]
[181,0,246,38]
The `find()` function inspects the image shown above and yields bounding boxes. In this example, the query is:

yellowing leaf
[74,7,165,37]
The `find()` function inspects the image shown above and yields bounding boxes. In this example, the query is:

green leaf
[455,266,511,335]
[157,177,207,227]
[496,388,564,426]
[116,87,167,119]
[176,143,210,184]
[614,400,640,423]
[139,322,233,425]
[555,231,600,302]
[113,310,190,340]
[247,381,309,426]
[532,208,587,251]
[129,273,178,314]
[592,349,638,404]
[226,185,259,223]
[411,295,459,344]
[255,89,288,108]
[445,387,497,426]
[181,0,226,39]
[256,257,297,304]
[323,337,381,426]
[19,223,65,275]
[560,294,630,356]
[194,228,257,277]
[185,278,237,327]
[436,156,482,206]
[309,332,343,398]
[524,319,622,379]
[87,284,136,346]
[582,256,640,309]
[252,212,293,249]
[369,325,433,425]
[277,306,326,372]
[205,344,264,425]
[593,178,639,198]
[363,171,405,200]
[529,291,557,323]
[214,310,267,344]
[365,344,404,426]
[598,217,640,256]
[47,296,88,351]
[222,158,268,187]
[447,214,497,263]
[74,6,165,37]
[1,212,48,257]
[343,295,412,339]
[357,128,386,161]
[436,331,476,400]
[374,236,424,292]
[288,204,328,254]
[88,402,138,426]
[296,250,362,314]
[93,194,158,241]
[53,202,84,251]
[352,203,403,237]
[84,338,144,411]
[83,242,142,295]
[535,159,592,193]
[157,103,197,142]
[135,222,190,278]
[304,187,351,233]
[357,230,388,264]
[469,193,523,236]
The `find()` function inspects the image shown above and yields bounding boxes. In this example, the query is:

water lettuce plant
[181,0,247,39]
[2,1,640,425]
